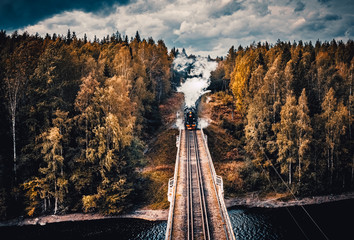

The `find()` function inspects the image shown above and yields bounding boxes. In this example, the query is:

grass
[214,161,245,197]
[139,93,184,209]
[142,165,174,209]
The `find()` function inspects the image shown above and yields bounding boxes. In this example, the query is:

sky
[1,0,353,57]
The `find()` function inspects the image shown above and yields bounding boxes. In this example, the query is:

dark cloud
[323,14,342,21]
[4,0,353,57]
[252,1,271,17]
[303,21,326,32]
[294,1,305,12]
[0,0,130,31]
[300,13,338,32]
[210,1,244,18]
[317,0,331,3]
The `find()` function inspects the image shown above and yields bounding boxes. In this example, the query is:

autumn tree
[81,75,136,214]
[296,89,312,184]
[35,110,70,214]
[320,88,348,186]
[245,89,276,178]
[274,93,298,185]
[230,50,255,115]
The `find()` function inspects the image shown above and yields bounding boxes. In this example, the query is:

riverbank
[0,209,169,227]
[225,191,354,208]
[1,191,354,227]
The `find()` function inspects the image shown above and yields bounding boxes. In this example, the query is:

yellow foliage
[27,207,36,217]
[230,50,256,114]
[82,195,97,213]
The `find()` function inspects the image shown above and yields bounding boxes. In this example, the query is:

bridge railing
[165,129,182,240]
[201,128,236,240]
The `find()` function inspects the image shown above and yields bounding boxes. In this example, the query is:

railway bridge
[165,129,236,240]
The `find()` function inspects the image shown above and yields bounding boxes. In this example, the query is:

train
[184,107,197,130]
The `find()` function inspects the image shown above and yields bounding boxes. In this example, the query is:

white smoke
[175,111,184,130]
[177,77,210,107]
[173,53,194,72]
[198,118,210,128]
[175,55,217,108]
[173,54,217,129]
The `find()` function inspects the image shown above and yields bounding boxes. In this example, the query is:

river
[1,199,353,240]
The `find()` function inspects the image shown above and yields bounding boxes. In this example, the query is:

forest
[0,30,174,219]
[0,29,353,220]
[207,39,354,197]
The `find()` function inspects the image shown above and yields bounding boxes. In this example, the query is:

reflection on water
[229,208,281,240]
[134,221,166,240]
[0,218,166,240]
[1,199,353,240]
[228,199,354,240]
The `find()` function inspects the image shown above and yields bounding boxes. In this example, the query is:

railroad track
[166,129,235,240]
[186,130,211,240]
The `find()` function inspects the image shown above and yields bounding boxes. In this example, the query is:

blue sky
[1,0,353,57]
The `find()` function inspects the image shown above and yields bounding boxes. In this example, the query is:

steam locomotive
[184,107,197,130]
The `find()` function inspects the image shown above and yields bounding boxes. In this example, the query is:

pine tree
[224,46,236,79]
[135,31,141,43]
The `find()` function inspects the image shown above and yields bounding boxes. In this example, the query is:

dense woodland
[0,28,353,220]
[0,30,174,219]
[208,39,354,197]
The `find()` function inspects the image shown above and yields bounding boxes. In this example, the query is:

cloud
[210,0,244,18]
[323,14,341,21]
[6,0,354,58]
[0,0,130,30]
[294,1,305,12]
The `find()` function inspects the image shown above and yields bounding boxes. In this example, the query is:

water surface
[1,199,353,240]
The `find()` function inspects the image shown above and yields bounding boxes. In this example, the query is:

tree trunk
[351,156,354,185]
[349,84,352,139]
[298,139,301,184]
[85,117,88,158]
[289,161,292,185]
[54,178,58,214]
[12,114,17,183]
[44,197,47,212]
[330,146,334,186]
[298,158,301,184]
[327,148,330,170]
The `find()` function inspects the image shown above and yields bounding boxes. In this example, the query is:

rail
[201,128,236,240]
[191,130,211,240]
[165,129,182,240]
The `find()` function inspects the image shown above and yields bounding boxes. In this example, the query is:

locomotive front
[185,107,197,130]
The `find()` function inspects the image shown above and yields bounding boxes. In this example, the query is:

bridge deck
[168,129,233,240]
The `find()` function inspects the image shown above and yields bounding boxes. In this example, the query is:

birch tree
[4,44,32,183]
[275,94,298,185]
[321,88,348,185]
[296,89,312,184]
